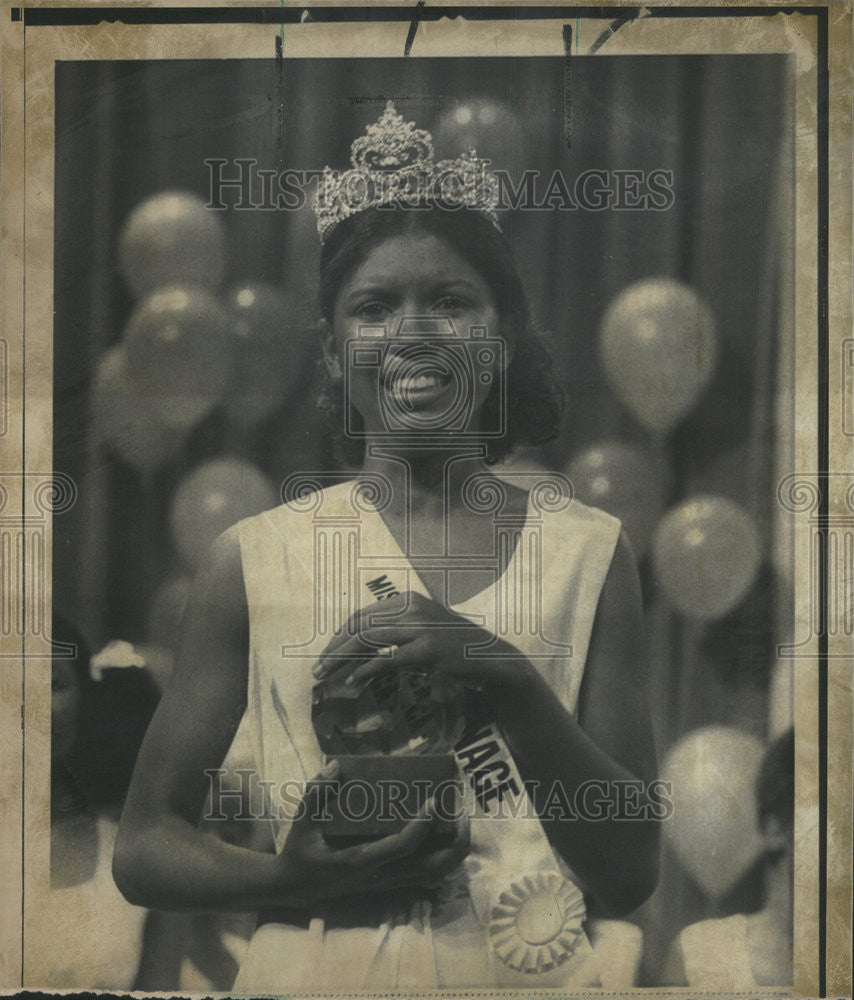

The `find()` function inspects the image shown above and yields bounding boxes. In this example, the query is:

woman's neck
[360,442,493,514]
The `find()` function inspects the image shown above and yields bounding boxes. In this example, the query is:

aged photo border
[1,2,851,996]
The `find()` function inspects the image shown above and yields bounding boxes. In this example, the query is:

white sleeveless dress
[232,479,620,992]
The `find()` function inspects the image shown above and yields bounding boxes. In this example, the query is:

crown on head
[313,101,501,243]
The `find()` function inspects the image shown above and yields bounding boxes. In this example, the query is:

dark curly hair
[317,205,564,466]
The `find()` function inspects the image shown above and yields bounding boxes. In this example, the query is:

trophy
[312,665,464,844]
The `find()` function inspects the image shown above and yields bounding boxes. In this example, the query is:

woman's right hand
[274,761,469,908]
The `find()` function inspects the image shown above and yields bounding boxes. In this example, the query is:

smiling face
[327,231,506,440]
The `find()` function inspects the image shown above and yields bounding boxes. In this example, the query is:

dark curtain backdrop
[53,55,791,984]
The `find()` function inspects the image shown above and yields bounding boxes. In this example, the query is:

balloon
[661,726,765,899]
[147,575,193,651]
[91,346,183,474]
[565,441,670,557]
[118,191,227,299]
[123,285,233,431]
[223,283,313,425]
[599,278,717,434]
[652,495,761,621]
[169,458,278,570]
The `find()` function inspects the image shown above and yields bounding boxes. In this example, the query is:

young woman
[115,104,659,990]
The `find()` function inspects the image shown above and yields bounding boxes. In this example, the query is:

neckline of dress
[358,484,534,611]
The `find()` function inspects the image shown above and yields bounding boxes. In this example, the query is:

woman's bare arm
[497,530,660,916]
[113,526,284,911]
[114,525,467,912]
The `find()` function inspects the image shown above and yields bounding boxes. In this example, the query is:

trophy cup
[312,665,464,844]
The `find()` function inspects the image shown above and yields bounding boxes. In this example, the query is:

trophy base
[323,754,460,844]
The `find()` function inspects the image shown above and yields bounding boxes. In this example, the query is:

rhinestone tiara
[313,101,501,244]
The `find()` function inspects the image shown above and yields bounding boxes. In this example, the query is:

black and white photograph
[1,4,851,998]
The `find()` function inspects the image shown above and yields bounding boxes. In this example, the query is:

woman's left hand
[313,590,529,693]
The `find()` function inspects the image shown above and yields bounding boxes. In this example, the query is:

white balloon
[662,726,765,899]
[119,191,227,299]
[123,285,234,431]
[599,278,717,434]
[652,495,762,620]
[91,346,183,474]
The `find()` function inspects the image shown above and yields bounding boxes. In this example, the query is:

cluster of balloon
[97,193,232,470]
[224,283,312,426]
[661,726,766,900]
[565,442,671,558]
[169,458,278,571]
[651,496,761,621]
[118,191,226,299]
[599,279,718,438]
[91,346,183,476]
